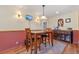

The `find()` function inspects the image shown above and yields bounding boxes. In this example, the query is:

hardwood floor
[0,40,79,54]
[63,43,79,54]
[0,45,27,54]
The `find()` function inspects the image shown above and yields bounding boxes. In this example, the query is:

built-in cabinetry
[54,30,73,43]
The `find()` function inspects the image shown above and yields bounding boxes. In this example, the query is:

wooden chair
[24,28,41,53]
[24,28,31,52]
[45,28,53,46]
[41,28,52,47]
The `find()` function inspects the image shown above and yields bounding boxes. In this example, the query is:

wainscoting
[0,30,79,52]
[0,30,25,50]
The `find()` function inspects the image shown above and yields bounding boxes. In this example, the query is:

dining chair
[41,28,52,47]
[24,28,41,53]
[24,28,31,52]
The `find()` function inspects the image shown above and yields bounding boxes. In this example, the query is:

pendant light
[41,5,47,20]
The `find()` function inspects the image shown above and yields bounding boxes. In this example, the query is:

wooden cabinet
[54,30,73,43]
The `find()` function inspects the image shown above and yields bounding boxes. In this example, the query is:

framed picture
[65,18,71,23]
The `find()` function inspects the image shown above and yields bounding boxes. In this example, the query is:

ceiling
[0,5,79,18]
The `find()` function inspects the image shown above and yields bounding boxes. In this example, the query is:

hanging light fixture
[41,5,47,20]
[16,10,22,19]
[34,16,40,23]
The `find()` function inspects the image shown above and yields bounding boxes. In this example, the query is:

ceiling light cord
[41,5,47,20]
[42,5,45,16]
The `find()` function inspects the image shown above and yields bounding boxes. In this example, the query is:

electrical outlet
[16,41,19,44]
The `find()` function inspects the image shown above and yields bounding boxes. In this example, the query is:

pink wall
[0,30,79,51]
[0,30,25,50]
[73,30,79,44]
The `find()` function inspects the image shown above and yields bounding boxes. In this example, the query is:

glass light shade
[34,16,40,23]
[16,14,22,19]
[41,16,47,20]
[16,11,22,19]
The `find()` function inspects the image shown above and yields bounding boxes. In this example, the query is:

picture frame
[65,18,71,23]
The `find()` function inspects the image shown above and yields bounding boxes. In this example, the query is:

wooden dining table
[31,30,53,53]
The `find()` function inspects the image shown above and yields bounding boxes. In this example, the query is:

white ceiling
[0,5,79,18]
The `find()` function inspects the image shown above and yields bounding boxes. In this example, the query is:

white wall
[48,10,79,30]
[0,6,79,31]
[0,6,42,31]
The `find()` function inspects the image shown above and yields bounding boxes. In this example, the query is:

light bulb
[41,16,47,20]
[35,16,40,23]
[16,11,22,19]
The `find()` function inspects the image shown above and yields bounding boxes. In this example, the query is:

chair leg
[26,45,29,52]
[25,40,30,52]
[39,45,41,51]
[42,37,47,47]
[48,38,50,45]
[42,38,43,43]
[52,43,53,46]
[38,41,41,51]
[51,39,53,46]
[45,38,47,47]
[30,45,33,54]
[30,44,37,54]
[35,42,37,54]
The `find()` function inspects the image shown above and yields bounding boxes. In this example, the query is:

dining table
[31,30,53,53]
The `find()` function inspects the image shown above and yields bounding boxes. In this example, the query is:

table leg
[34,33,37,54]
[51,33,53,46]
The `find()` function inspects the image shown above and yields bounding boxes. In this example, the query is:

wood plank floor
[63,43,79,54]
[0,40,79,54]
